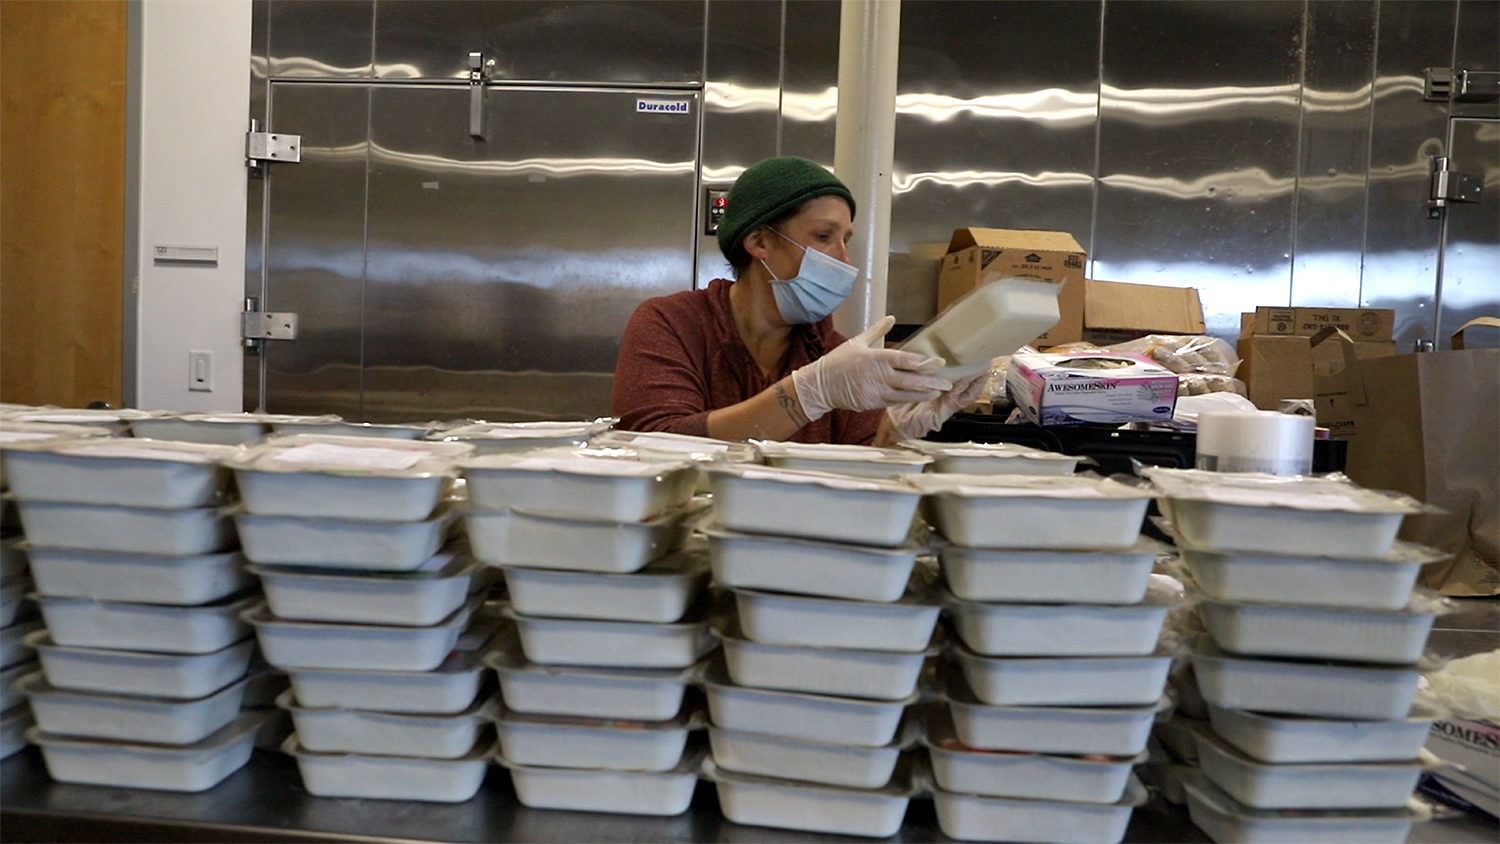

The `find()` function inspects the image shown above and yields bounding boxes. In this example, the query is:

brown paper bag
[1313,318,1500,596]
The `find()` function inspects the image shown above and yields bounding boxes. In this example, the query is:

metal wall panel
[267,0,374,78]
[245,1,271,411]
[1290,1,1377,308]
[777,0,840,166]
[1450,0,1500,119]
[890,1,1101,323]
[698,0,783,286]
[1360,0,1457,349]
[360,85,700,422]
[1437,118,1500,348]
[373,1,705,84]
[1094,1,1304,339]
[262,84,370,419]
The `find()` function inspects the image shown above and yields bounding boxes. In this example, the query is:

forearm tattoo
[774,381,810,428]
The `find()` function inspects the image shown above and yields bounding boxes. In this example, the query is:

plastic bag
[1177,373,1247,397]
[1105,335,1241,377]
[1424,650,1500,721]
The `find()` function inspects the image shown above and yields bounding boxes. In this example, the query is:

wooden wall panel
[0,0,126,408]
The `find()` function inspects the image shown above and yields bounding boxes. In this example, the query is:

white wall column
[130,0,252,411]
[831,0,901,337]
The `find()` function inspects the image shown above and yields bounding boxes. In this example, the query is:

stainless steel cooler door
[259,83,700,421]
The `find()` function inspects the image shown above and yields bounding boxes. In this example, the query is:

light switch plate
[189,350,214,392]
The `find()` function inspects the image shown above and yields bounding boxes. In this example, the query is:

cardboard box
[1238,326,1397,411]
[937,228,1085,317]
[1006,349,1179,427]
[1420,717,1499,820]
[1048,279,1206,347]
[1252,307,1394,341]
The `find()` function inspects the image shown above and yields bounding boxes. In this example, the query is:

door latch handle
[469,52,496,140]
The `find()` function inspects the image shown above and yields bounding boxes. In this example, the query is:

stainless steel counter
[2,745,1495,844]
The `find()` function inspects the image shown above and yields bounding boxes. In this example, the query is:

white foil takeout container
[233,504,457,571]
[243,596,479,672]
[428,418,613,455]
[931,775,1147,844]
[708,721,913,789]
[28,712,261,792]
[716,620,937,702]
[500,543,709,623]
[908,473,1153,550]
[18,671,248,745]
[1197,591,1446,665]
[943,669,1167,757]
[465,500,705,574]
[732,585,942,653]
[953,643,1172,707]
[1176,540,1444,611]
[35,593,256,655]
[283,647,486,715]
[499,745,702,816]
[702,524,923,603]
[284,732,493,802]
[1189,637,1422,720]
[128,412,318,446]
[484,646,694,721]
[1205,701,1443,764]
[900,439,1083,476]
[505,603,714,669]
[24,545,252,606]
[1194,723,1423,810]
[1,438,236,508]
[460,448,698,522]
[492,702,700,772]
[704,756,918,838]
[946,587,1171,657]
[706,464,923,548]
[699,659,914,747]
[226,434,472,521]
[1145,468,1424,559]
[16,499,235,556]
[753,440,932,479]
[248,544,481,626]
[1179,767,1417,844]
[925,709,1143,804]
[939,537,1164,604]
[278,688,491,758]
[25,631,253,699]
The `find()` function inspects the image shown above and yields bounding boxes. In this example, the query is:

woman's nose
[830,239,850,264]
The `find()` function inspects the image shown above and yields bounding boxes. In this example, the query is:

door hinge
[1429,156,1483,217]
[246,119,302,174]
[242,298,298,343]
[1424,68,1500,102]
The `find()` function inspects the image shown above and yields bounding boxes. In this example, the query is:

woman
[613,157,985,445]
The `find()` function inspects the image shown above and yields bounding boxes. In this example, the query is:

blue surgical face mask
[760,229,859,325]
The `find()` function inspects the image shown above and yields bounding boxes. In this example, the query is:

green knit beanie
[717,157,856,267]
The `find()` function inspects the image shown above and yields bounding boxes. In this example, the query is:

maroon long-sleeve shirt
[612,278,882,445]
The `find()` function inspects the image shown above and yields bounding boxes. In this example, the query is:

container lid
[701,755,920,797]
[940,666,1173,716]
[30,590,259,616]
[0,421,116,445]
[694,656,921,707]
[931,772,1150,808]
[698,521,928,554]
[282,731,496,762]
[941,577,1180,612]
[706,462,922,495]
[905,472,1155,500]
[240,594,480,632]
[15,670,249,706]
[1143,468,1425,514]
[246,545,478,582]
[899,439,1081,463]
[923,705,1148,766]
[458,447,693,478]
[493,697,705,731]
[226,434,474,478]
[154,412,341,426]
[1188,636,1423,675]
[5,408,157,425]
[503,542,710,580]
[284,646,486,677]
[755,440,932,468]
[1178,767,1421,823]
[1193,719,1421,774]
[1195,587,1454,619]
[936,533,1169,557]
[494,742,705,774]
[26,710,264,756]
[482,644,699,683]
[21,629,256,660]
[711,616,943,656]
[590,430,759,463]
[501,599,712,631]
[1175,538,1451,567]
[0,436,238,464]
[432,418,614,442]
[276,687,490,721]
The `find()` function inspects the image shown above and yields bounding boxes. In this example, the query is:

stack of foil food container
[464,446,711,816]
[1146,468,1442,844]
[1,419,116,761]
[228,433,499,803]
[701,453,937,840]
[2,433,263,792]
[907,462,1168,844]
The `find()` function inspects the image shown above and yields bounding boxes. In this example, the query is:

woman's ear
[742,226,773,262]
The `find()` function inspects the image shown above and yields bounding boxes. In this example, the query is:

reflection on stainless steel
[1291,0,1377,309]
[1093,0,1302,339]
[262,83,369,419]
[267,0,373,78]
[248,0,1490,419]
[244,3,270,413]
[372,0,704,83]
[1360,0,1457,349]
[1437,117,1500,348]
[359,85,699,422]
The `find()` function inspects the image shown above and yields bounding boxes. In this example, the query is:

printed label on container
[637,99,690,114]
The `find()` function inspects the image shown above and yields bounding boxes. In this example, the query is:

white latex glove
[792,316,952,422]
[886,368,989,441]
